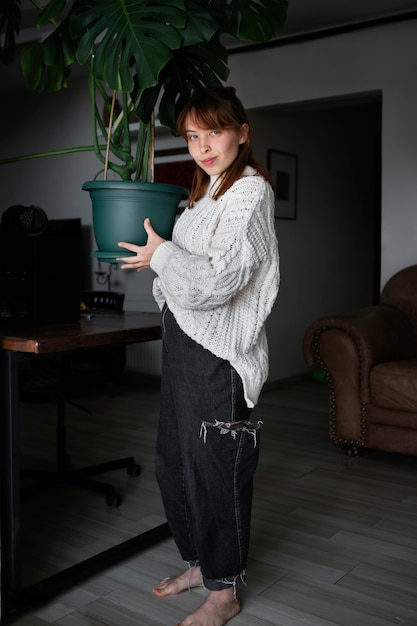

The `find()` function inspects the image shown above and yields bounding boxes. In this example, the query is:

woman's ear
[239,123,250,144]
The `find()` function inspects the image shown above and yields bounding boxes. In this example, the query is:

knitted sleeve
[151,176,275,311]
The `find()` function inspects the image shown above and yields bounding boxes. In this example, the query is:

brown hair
[176,86,273,207]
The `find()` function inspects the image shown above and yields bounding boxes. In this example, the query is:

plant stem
[0,145,105,165]
[149,111,155,182]
[104,90,118,180]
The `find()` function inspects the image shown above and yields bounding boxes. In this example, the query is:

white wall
[0,18,416,381]
[227,20,417,286]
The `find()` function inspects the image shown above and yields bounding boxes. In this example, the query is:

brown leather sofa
[303,264,417,456]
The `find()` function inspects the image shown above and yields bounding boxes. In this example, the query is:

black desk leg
[1,351,22,623]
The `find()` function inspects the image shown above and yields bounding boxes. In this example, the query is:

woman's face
[184,115,249,177]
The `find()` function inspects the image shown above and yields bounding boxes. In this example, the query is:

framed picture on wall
[267,150,298,220]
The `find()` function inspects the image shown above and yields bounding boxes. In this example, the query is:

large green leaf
[177,7,220,46]
[153,38,229,131]
[36,0,67,27]
[73,0,188,92]
[21,41,44,90]
[228,0,288,41]
[2,0,288,180]
[190,0,288,42]
[11,0,288,95]
[0,0,21,63]
[21,19,77,91]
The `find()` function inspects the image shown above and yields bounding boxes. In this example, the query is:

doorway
[249,92,382,380]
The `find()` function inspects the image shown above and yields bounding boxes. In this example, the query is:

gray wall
[227,19,417,286]
[249,102,380,381]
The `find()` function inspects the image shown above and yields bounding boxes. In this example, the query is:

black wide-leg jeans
[155,305,262,591]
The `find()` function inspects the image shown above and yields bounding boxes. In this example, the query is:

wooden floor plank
[4,375,417,625]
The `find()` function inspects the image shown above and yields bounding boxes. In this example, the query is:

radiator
[124,295,162,376]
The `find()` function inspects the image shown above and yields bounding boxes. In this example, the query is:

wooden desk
[0,312,170,623]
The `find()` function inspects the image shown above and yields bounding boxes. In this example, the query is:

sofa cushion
[370,360,417,412]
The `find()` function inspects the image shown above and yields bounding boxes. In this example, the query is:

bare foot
[177,589,240,626]
[152,566,203,597]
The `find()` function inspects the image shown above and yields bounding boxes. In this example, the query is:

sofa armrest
[303,305,415,446]
[304,305,415,373]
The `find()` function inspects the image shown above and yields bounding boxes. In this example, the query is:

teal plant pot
[82,180,188,263]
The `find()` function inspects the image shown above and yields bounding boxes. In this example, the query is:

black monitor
[0,207,82,324]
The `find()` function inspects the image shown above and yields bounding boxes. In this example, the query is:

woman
[118,86,279,626]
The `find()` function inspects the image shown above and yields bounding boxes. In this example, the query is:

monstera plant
[1,0,288,261]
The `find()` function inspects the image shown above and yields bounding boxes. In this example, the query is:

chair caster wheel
[127,464,141,477]
[106,492,121,507]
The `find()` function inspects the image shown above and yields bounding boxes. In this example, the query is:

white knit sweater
[150,166,280,408]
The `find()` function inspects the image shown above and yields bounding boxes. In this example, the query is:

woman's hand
[117,218,165,271]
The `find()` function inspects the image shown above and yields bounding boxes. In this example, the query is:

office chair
[20,291,141,507]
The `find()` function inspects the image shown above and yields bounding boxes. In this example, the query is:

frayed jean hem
[185,561,246,595]
[203,572,246,595]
